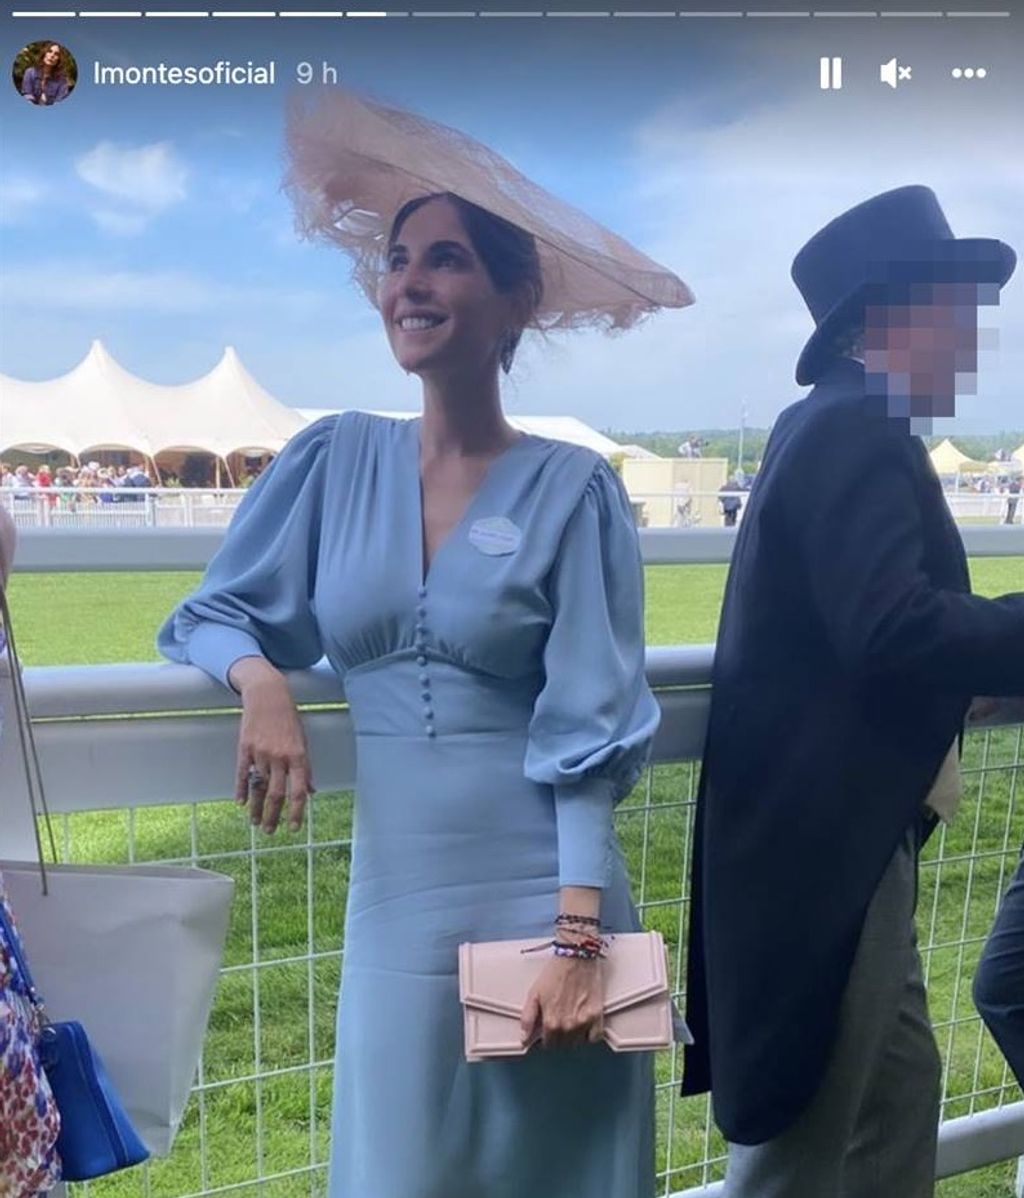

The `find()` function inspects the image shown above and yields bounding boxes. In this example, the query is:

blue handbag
[0,902,150,1180]
[40,1021,150,1180]
[0,587,150,1181]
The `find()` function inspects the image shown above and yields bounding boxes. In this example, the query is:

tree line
[606,429,1024,475]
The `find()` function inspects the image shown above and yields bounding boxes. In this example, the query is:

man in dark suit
[124,465,152,503]
[682,186,1023,1196]
[718,479,742,528]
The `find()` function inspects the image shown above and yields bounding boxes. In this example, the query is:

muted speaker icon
[881,58,913,88]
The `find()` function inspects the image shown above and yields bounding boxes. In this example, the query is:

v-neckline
[411,417,530,589]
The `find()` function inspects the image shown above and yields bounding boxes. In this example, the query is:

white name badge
[468,516,522,556]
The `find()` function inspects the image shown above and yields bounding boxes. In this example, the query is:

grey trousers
[723,825,942,1198]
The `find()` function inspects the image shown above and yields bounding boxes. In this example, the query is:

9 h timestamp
[296,61,342,85]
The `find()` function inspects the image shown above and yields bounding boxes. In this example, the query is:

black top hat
[791,185,1016,386]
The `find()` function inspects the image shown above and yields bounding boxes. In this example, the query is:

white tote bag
[0,581,234,1157]
[0,860,233,1156]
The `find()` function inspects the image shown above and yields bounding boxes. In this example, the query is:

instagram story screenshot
[0,3,1022,1198]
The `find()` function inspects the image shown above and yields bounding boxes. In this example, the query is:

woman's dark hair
[387,193,543,374]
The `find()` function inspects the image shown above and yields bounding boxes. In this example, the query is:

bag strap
[0,586,58,893]
[0,891,45,1010]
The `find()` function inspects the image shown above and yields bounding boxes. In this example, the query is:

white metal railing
[1,652,1021,1196]
[9,523,1024,574]
[5,485,1021,531]
[1,488,246,530]
[944,491,1024,522]
[2,531,1022,1196]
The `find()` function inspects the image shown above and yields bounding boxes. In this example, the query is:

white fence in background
[1,488,246,530]
[2,530,1023,1197]
[4,485,1021,531]
[946,491,1024,522]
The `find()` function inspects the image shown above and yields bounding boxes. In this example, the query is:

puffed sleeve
[157,417,336,689]
[524,457,660,888]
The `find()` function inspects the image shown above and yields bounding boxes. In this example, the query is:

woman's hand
[520,956,605,1050]
[229,656,315,834]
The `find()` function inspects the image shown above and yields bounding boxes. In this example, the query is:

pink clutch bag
[458,930,674,1061]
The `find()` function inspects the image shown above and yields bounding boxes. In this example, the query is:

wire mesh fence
[51,718,1023,1198]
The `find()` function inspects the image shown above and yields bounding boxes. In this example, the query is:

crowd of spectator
[951,472,1023,524]
[960,472,1021,494]
[1,462,158,504]
[0,458,269,504]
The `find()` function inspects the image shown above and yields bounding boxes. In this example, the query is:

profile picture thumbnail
[13,40,78,107]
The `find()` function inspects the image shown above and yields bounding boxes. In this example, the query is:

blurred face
[379,197,518,381]
[864,283,980,415]
[43,44,60,67]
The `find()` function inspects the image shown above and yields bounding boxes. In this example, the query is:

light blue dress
[158,412,661,1198]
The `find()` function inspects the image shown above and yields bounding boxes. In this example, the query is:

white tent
[0,340,306,465]
[1014,443,1024,466]
[295,408,624,457]
[929,438,972,475]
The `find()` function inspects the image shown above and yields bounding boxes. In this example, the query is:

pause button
[820,57,843,91]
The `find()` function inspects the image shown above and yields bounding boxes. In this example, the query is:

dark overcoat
[681,358,1024,1145]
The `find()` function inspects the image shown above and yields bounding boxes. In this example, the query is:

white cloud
[588,38,1024,431]
[0,177,43,225]
[76,141,189,235]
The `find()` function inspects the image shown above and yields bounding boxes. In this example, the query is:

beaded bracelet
[553,941,604,961]
[553,935,605,959]
[555,913,602,929]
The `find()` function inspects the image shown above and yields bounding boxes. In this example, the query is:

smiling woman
[382,193,542,383]
[384,192,543,377]
[156,83,695,1198]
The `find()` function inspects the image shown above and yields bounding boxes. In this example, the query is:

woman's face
[379,197,517,381]
[43,44,60,67]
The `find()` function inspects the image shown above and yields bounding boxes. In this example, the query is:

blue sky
[1,12,1021,432]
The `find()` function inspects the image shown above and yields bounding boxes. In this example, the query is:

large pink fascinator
[283,86,694,332]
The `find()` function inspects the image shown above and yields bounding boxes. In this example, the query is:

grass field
[8,557,1023,666]
[6,560,1023,1197]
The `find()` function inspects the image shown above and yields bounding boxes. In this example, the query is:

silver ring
[247,766,267,789]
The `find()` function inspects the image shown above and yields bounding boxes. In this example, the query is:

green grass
[6,560,1022,1197]
[8,557,1022,665]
